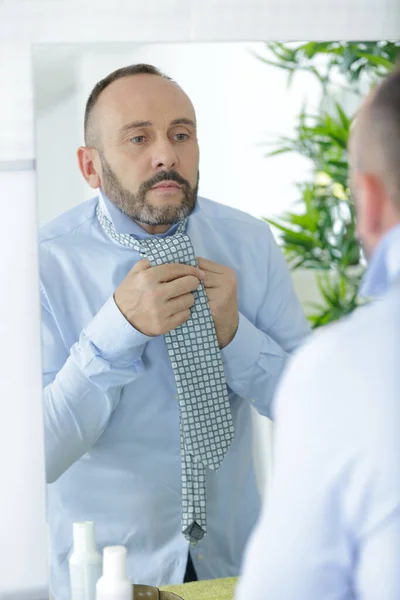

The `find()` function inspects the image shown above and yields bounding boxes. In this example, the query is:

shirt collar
[359,223,400,298]
[98,188,182,240]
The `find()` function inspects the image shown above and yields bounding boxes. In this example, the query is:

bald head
[84,64,179,148]
[351,67,400,207]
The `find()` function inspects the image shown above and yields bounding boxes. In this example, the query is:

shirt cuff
[221,312,264,383]
[83,295,152,364]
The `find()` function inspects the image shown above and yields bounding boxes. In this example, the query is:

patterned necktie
[96,203,235,544]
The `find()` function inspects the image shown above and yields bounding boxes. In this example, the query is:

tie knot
[140,233,197,267]
[96,202,194,266]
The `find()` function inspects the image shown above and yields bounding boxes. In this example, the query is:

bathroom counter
[160,576,238,600]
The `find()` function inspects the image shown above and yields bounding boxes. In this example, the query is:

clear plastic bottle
[69,521,102,600]
[96,546,132,600]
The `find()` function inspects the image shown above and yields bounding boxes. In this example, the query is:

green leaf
[266,219,323,250]
[287,68,296,88]
[326,159,348,169]
[335,103,350,129]
[265,147,293,157]
[281,211,320,232]
[253,56,294,71]
[355,52,394,71]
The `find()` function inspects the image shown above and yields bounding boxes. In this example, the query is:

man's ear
[356,172,386,237]
[77,146,101,189]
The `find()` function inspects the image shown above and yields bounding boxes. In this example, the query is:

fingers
[131,258,151,272]
[168,308,192,330]
[152,263,205,283]
[164,275,202,299]
[201,270,219,288]
[167,292,196,314]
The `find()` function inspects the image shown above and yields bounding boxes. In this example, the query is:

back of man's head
[350,66,400,256]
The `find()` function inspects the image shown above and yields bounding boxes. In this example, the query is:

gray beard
[99,154,198,226]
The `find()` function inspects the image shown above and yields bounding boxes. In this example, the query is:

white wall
[0,170,48,599]
[36,92,85,224]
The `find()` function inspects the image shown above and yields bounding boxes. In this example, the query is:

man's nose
[151,139,179,171]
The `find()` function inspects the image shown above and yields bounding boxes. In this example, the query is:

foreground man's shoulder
[276,289,400,420]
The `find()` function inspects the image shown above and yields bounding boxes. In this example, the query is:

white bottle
[69,521,103,600]
[96,546,132,600]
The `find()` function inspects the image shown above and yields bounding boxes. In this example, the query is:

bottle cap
[72,521,97,554]
[102,546,128,579]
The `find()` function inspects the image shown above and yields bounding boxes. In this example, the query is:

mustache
[140,170,190,193]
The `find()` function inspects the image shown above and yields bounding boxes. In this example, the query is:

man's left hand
[197,257,239,349]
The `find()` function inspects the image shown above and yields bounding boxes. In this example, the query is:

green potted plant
[257,41,400,327]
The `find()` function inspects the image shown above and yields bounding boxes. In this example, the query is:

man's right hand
[114,259,205,336]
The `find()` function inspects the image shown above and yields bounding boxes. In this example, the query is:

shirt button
[197,554,204,560]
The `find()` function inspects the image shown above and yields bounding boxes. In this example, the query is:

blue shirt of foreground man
[236,68,400,600]
[39,64,310,600]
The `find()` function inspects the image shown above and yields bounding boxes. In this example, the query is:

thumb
[132,258,152,272]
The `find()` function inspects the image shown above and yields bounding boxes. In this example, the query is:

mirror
[32,40,356,600]
[0,0,396,593]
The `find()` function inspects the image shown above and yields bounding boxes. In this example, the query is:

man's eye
[130,136,146,144]
[174,133,189,142]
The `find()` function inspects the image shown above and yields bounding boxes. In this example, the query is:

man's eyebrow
[119,120,152,133]
[170,118,197,128]
[119,118,196,134]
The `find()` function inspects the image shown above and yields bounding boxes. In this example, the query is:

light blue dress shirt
[40,193,310,600]
[359,223,400,298]
[236,224,400,600]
